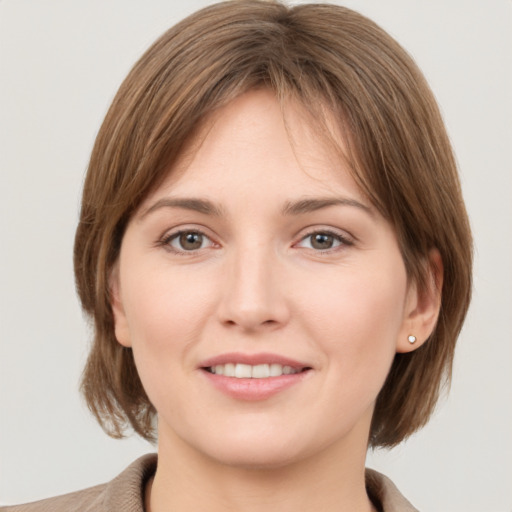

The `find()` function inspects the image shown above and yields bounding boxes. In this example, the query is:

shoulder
[365,468,419,512]
[0,453,157,512]
[0,484,107,512]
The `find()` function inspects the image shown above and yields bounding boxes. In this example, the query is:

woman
[1,1,472,511]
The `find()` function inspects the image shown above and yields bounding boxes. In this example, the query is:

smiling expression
[111,89,419,468]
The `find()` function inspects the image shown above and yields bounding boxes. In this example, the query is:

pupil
[180,232,202,250]
[312,233,333,249]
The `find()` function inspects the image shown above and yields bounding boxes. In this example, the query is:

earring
[408,335,417,344]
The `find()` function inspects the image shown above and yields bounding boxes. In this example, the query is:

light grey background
[1,1,511,510]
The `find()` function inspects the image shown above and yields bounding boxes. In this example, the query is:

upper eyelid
[296,226,355,242]
[160,224,214,240]
[157,225,355,246]
[293,230,355,256]
[158,226,218,251]
[297,232,351,246]
[159,230,217,257]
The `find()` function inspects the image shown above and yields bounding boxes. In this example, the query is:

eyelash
[159,228,215,255]
[158,228,354,255]
[295,229,354,253]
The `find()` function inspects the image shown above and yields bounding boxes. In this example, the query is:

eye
[164,230,214,252]
[296,230,352,251]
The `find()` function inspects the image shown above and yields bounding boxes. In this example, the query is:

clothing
[1,453,418,511]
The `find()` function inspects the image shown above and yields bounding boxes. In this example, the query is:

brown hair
[74,0,472,447]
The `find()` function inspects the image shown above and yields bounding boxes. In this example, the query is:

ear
[396,249,443,353]
[109,264,132,348]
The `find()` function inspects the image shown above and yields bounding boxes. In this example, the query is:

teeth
[283,365,293,375]
[269,363,282,377]
[235,363,252,378]
[209,363,301,378]
[252,364,270,378]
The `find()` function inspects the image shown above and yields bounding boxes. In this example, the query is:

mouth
[198,353,312,400]
[199,352,312,379]
[203,363,310,379]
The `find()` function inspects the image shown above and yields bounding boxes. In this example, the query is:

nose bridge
[218,238,288,330]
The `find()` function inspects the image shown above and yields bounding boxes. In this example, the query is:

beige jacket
[1,454,418,511]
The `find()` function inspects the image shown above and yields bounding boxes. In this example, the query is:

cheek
[118,264,214,416]
[297,264,407,382]
[117,262,215,400]
[121,260,210,342]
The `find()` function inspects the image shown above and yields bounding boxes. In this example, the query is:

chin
[166,418,300,469]
[189,423,332,471]
[206,443,304,471]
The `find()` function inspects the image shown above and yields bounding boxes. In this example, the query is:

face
[112,89,420,469]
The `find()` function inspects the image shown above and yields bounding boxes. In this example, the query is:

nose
[216,243,291,332]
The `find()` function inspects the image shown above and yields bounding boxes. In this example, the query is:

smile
[199,353,312,400]
[206,363,303,378]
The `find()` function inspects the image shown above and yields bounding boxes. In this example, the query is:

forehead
[139,89,366,210]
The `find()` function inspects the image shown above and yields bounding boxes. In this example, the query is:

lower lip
[201,370,310,401]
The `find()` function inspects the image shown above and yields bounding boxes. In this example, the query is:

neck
[147,424,376,512]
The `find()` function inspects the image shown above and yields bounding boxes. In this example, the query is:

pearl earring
[408,335,417,344]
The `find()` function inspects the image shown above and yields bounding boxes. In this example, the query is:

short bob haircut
[74,0,472,448]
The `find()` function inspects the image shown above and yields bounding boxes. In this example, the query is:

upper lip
[199,352,311,370]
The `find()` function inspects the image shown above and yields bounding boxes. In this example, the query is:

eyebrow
[281,197,373,216]
[139,195,372,220]
[139,197,224,219]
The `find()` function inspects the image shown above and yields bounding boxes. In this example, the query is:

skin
[111,89,441,512]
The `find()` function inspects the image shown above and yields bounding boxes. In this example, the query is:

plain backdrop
[1,1,511,510]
